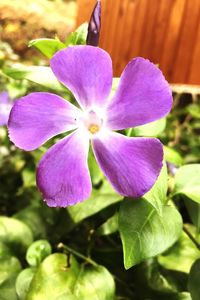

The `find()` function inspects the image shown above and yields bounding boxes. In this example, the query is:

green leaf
[158,225,200,273]
[144,163,168,214]
[97,212,119,236]
[174,164,200,203]
[0,255,21,300]
[119,199,182,269]
[2,65,65,92]
[26,240,52,267]
[68,180,123,223]
[29,38,66,58]
[164,146,183,166]
[188,258,200,300]
[187,103,200,119]
[15,268,36,300]
[27,253,79,300]
[0,217,34,255]
[130,118,166,137]
[88,149,103,185]
[66,23,88,46]
[73,265,115,300]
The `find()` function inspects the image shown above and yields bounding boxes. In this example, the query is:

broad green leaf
[164,146,183,166]
[97,212,119,236]
[29,38,66,58]
[158,225,200,273]
[130,118,166,137]
[188,258,200,300]
[26,240,52,267]
[119,199,182,269]
[174,164,200,203]
[68,180,123,223]
[0,255,21,300]
[2,65,65,92]
[0,216,33,255]
[144,163,168,214]
[66,23,88,46]
[27,253,79,300]
[74,265,115,300]
[16,268,36,300]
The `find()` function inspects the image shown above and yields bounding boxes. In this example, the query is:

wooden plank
[149,0,173,63]
[188,19,200,84]
[140,0,159,59]
[172,0,200,83]
[76,0,200,84]
[159,0,186,81]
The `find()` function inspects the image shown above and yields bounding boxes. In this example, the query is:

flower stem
[57,243,97,266]
[183,225,200,250]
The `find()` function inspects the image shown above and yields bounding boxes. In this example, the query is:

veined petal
[50,45,112,109]
[37,129,91,207]
[92,131,163,197]
[106,57,172,130]
[8,92,81,151]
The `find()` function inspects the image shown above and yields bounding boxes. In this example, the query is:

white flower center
[79,109,104,136]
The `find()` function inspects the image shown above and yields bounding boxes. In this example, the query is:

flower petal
[37,130,91,207]
[50,45,112,109]
[106,57,172,130]
[8,92,81,151]
[0,91,12,126]
[92,131,163,197]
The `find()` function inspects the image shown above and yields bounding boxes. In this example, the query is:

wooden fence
[77,0,200,84]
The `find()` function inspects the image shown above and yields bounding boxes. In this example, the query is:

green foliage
[26,253,115,300]
[29,38,66,59]
[158,225,200,273]
[119,199,182,269]
[174,164,200,203]
[188,259,200,300]
[26,240,52,267]
[65,23,88,46]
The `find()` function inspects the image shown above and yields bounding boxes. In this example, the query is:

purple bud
[86,0,101,47]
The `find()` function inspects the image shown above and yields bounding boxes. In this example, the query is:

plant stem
[183,225,200,250]
[57,243,97,266]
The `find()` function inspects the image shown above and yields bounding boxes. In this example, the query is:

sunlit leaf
[174,164,200,203]
[26,240,52,267]
[0,217,33,255]
[74,265,115,300]
[29,38,66,58]
[2,65,65,92]
[27,253,79,300]
[144,163,168,214]
[164,146,183,166]
[0,255,21,300]
[16,268,36,300]
[68,180,123,223]
[158,225,200,273]
[66,23,88,46]
[130,118,166,137]
[119,199,182,269]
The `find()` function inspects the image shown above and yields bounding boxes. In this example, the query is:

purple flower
[8,46,172,207]
[0,91,13,126]
[86,0,101,47]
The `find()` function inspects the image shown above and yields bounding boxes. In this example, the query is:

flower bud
[86,0,101,47]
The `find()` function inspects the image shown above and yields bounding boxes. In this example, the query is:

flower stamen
[88,124,100,134]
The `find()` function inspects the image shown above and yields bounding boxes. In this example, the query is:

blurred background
[1,0,200,84]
